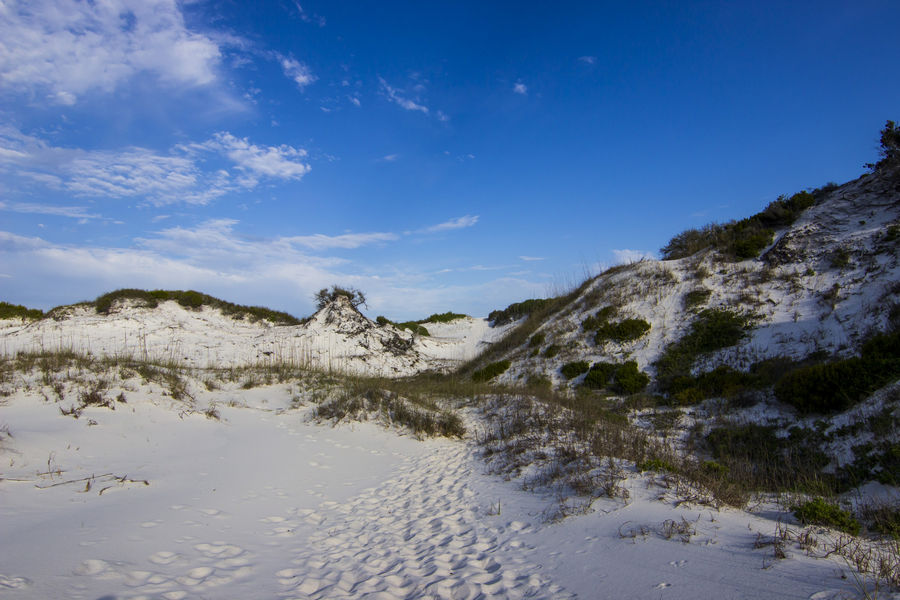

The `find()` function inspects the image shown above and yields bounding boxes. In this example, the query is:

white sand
[0,378,880,599]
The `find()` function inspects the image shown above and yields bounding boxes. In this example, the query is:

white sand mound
[0,295,510,377]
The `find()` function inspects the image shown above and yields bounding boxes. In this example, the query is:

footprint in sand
[655,581,672,589]
[668,559,687,567]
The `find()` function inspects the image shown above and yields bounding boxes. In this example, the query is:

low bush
[472,360,511,382]
[583,306,618,330]
[421,312,467,323]
[560,361,591,380]
[582,362,618,389]
[830,247,851,269]
[529,332,546,347]
[488,298,554,326]
[660,190,815,261]
[544,344,561,358]
[614,360,650,394]
[792,498,861,535]
[594,318,651,343]
[775,330,900,414]
[656,309,752,390]
[0,301,43,320]
[394,321,430,336]
[638,458,677,473]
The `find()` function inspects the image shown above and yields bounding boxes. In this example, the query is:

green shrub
[656,309,752,390]
[395,322,430,336]
[544,344,560,358]
[314,285,366,310]
[583,306,618,330]
[472,360,511,382]
[660,190,814,261]
[0,301,43,320]
[792,498,860,535]
[594,318,651,343]
[529,332,546,347]
[638,457,677,473]
[775,330,900,414]
[376,316,390,326]
[560,361,591,380]
[421,312,467,323]
[683,288,711,309]
[614,360,650,394]
[582,362,617,389]
[488,298,554,326]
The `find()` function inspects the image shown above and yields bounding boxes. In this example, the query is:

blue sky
[1,1,898,320]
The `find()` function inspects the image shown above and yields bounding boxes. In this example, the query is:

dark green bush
[560,361,591,380]
[544,344,560,358]
[421,312,467,323]
[595,318,651,343]
[472,360,511,382]
[830,247,851,269]
[395,322,430,336]
[660,190,815,261]
[792,498,860,535]
[583,306,618,330]
[314,285,366,310]
[0,301,43,320]
[775,330,900,414]
[614,360,650,394]
[376,316,390,326]
[582,362,617,389]
[656,309,752,390]
[488,298,554,326]
[529,332,546,347]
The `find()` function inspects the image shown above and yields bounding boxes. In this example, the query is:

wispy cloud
[423,215,479,233]
[0,126,311,205]
[513,81,528,95]
[378,77,429,114]
[198,132,311,187]
[518,255,545,262]
[0,0,222,104]
[381,154,399,162]
[293,2,326,27]
[285,232,399,250]
[0,200,101,221]
[279,56,317,89]
[578,56,597,65]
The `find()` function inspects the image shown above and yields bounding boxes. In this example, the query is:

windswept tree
[867,119,900,171]
[314,285,367,310]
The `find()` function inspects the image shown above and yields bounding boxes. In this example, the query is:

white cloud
[513,82,527,95]
[202,132,311,186]
[0,0,222,103]
[348,96,361,107]
[285,232,399,250]
[578,56,597,65]
[0,126,311,205]
[612,249,655,264]
[423,215,479,233]
[279,56,317,89]
[378,77,429,114]
[293,2,326,27]
[382,154,398,162]
[518,255,545,262]
[0,200,101,220]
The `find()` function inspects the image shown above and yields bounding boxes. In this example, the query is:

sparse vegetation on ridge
[0,301,43,320]
[660,189,818,261]
[91,289,303,325]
